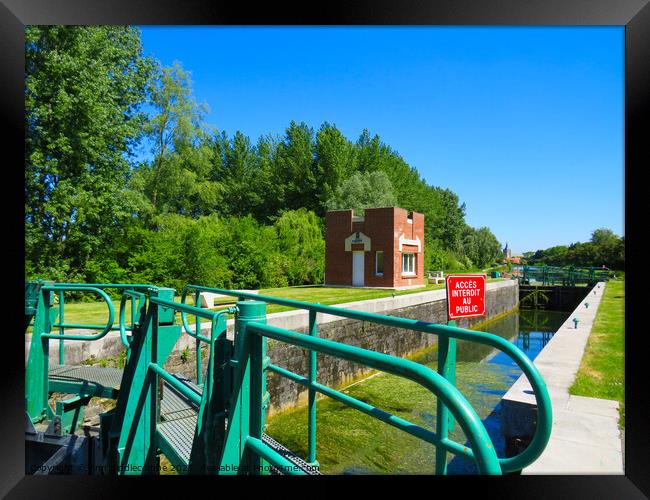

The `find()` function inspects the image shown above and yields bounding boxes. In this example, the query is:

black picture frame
[2,1,647,497]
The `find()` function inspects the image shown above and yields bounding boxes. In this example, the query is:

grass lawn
[27,280,505,332]
[569,279,625,427]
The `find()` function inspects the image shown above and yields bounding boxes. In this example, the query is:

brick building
[325,207,425,289]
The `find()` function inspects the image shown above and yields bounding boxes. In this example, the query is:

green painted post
[111,289,159,474]
[435,320,457,475]
[131,292,136,334]
[307,308,319,467]
[25,282,54,422]
[220,301,267,474]
[58,290,65,365]
[195,290,203,386]
[246,301,268,475]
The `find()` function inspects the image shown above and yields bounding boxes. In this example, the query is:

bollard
[585,302,589,308]
[573,317,580,329]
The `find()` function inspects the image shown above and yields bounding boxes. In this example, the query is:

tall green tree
[132,61,218,221]
[25,26,153,279]
[313,123,357,214]
[274,209,325,285]
[216,131,259,217]
[273,121,318,212]
[474,227,502,268]
[325,171,398,215]
[433,188,466,252]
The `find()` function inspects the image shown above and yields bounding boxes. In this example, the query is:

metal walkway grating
[262,434,322,475]
[158,414,198,465]
[47,367,318,474]
[48,364,123,397]
[157,377,319,474]
[158,376,202,465]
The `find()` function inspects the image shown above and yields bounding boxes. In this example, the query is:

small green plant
[181,346,190,363]
[117,349,127,368]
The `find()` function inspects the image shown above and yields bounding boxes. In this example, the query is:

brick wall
[325,207,425,288]
[325,210,353,286]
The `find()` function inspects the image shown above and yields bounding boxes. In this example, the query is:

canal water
[266,308,570,474]
[339,308,570,475]
[445,308,569,474]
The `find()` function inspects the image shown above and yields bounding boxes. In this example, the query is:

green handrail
[146,297,237,471]
[53,282,157,290]
[178,288,212,343]
[266,362,472,460]
[151,294,238,404]
[149,295,236,339]
[43,283,158,341]
[41,285,115,341]
[118,290,146,348]
[184,284,552,473]
[248,321,502,475]
[148,362,202,407]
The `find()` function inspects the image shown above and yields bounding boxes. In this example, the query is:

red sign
[446,274,487,319]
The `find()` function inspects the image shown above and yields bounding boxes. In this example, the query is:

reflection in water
[446,309,569,475]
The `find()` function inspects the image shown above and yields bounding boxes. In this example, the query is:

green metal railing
[25,282,157,422]
[247,320,501,474]
[181,284,554,474]
[517,266,610,286]
[49,282,155,364]
[26,280,554,475]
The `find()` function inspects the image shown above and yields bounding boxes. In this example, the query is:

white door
[352,251,365,287]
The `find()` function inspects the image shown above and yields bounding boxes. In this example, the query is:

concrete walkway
[502,281,624,474]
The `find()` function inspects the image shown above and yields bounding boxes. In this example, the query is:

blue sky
[138,26,624,255]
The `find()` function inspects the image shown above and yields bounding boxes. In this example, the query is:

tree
[273,121,318,212]
[591,228,619,247]
[313,123,357,215]
[274,209,325,285]
[325,171,398,215]
[433,188,466,253]
[525,228,624,270]
[474,227,502,268]
[25,26,153,278]
[133,61,218,220]
[217,131,258,217]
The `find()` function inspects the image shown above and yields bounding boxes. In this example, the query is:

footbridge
[514,266,610,287]
[25,280,553,475]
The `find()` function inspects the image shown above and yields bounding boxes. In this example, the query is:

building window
[402,253,415,275]
[375,251,384,276]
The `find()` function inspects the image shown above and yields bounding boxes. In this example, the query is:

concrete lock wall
[28,281,519,415]
[263,281,517,414]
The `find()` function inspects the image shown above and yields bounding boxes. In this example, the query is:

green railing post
[195,290,203,387]
[221,300,267,474]
[111,288,158,474]
[58,290,65,365]
[435,320,457,475]
[131,290,137,336]
[25,281,55,422]
[248,302,268,475]
[307,308,319,467]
